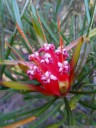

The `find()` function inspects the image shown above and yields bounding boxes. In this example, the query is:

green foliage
[0,0,96,127]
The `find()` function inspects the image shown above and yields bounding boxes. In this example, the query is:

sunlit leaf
[69,95,82,110]
[69,37,84,85]
[75,37,91,76]
[1,81,32,91]
[31,5,46,46]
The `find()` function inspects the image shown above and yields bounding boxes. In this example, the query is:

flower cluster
[27,43,70,96]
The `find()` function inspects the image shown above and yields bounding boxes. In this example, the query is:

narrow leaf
[1,81,32,91]
[89,28,96,38]
[69,95,82,110]
[64,97,75,125]
[39,14,59,44]
[31,5,47,46]
[84,0,91,25]
[69,37,84,85]
[0,60,29,66]
[79,100,96,110]
[75,37,91,76]
[18,63,28,72]
[70,89,96,94]
[3,116,36,128]
[65,36,83,51]
[4,0,14,20]
[33,102,62,128]
[16,23,34,53]
[11,0,23,29]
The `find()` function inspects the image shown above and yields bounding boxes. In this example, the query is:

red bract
[27,43,70,96]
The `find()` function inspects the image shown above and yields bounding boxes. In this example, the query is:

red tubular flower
[27,43,70,97]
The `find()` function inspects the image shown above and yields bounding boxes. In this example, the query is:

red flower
[27,43,70,96]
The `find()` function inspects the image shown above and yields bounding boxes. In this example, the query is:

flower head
[27,43,70,96]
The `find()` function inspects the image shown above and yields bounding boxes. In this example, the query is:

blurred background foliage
[0,0,96,127]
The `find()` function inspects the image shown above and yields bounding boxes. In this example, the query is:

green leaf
[79,100,96,110]
[11,0,23,29]
[0,92,14,103]
[69,95,82,110]
[84,0,90,25]
[39,13,59,45]
[89,28,96,38]
[2,0,30,75]
[70,89,96,95]
[69,37,84,85]
[55,0,62,16]
[31,15,45,46]
[1,81,32,91]
[31,5,46,46]
[64,97,75,126]
[1,115,36,128]
[1,98,57,127]
[0,0,4,20]
[32,101,61,128]
[75,38,91,76]
[0,60,29,66]
[0,99,38,121]
[50,19,70,44]
[86,0,96,36]
[4,70,16,81]
[4,0,14,21]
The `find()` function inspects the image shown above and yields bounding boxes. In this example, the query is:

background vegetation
[0,0,96,127]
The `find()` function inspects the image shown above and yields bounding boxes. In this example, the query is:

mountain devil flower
[26,43,70,96]
[1,22,84,98]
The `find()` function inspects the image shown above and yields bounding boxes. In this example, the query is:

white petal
[47,79,50,83]
[58,62,62,67]
[33,66,37,70]
[45,59,49,64]
[59,68,63,72]
[41,76,46,80]
[34,52,39,56]
[30,71,34,75]
[63,61,68,65]
[44,43,47,47]
[41,59,45,63]
[44,53,51,58]
[50,75,57,80]
[55,49,60,54]
[45,71,50,77]
[29,65,33,69]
